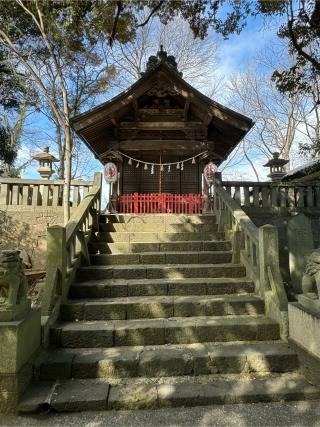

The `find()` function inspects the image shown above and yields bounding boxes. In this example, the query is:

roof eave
[71,62,253,133]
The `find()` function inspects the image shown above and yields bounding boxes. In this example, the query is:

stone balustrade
[41,172,102,344]
[214,177,289,339]
[222,180,320,210]
[0,177,93,207]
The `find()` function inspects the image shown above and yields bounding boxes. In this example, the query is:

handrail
[214,179,259,244]
[213,176,288,339]
[221,180,270,186]
[41,172,102,345]
[0,177,93,185]
[66,185,100,242]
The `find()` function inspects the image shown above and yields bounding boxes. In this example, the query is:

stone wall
[0,206,74,269]
[289,303,320,387]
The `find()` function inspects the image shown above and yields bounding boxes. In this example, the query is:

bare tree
[297,78,320,158]
[228,67,303,165]
[106,16,221,95]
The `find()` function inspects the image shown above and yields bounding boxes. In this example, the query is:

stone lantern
[32,146,58,179]
[264,152,289,182]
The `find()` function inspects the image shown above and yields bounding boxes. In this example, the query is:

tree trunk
[62,86,72,225]
[63,122,72,224]
[243,143,260,182]
[56,123,65,179]
[281,95,296,169]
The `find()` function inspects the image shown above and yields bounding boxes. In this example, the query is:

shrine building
[71,47,253,213]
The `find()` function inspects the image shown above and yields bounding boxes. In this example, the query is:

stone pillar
[0,250,41,413]
[109,163,120,213]
[259,225,288,339]
[203,178,210,213]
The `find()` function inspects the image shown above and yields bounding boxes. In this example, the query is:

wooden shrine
[71,47,253,213]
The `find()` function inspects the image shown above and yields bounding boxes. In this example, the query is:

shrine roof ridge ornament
[141,45,183,77]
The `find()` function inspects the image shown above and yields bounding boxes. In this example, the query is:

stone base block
[0,362,33,413]
[297,294,320,314]
[289,302,320,359]
[289,339,320,388]
[289,302,320,387]
[0,308,41,413]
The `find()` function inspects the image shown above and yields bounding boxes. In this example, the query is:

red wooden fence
[118,193,205,214]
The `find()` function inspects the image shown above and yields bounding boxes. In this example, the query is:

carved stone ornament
[301,249,320,300]
[0,250,30,321]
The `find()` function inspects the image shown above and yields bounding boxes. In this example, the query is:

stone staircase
[19,214,320,412]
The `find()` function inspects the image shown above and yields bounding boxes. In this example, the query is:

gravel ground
[1,400,320,427]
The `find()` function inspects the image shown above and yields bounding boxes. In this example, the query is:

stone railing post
[91,172,103,230]
[0,250,41,413]
[259,224,288,339]
[42,225,66,316]
[0,183,9,205]
[203,178,210,213]
[93,172,102,211]
[213,177,227,232]
[259,225,277,299]
[232,224,242,264]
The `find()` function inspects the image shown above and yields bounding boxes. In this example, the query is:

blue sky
[21,12,285,183]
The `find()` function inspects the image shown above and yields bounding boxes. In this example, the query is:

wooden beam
[119,140,204,151]
[119,121,203,130]
[183,99,190,121]
[71,78,159,131]
[111,116,119,140]
[133,100,139,121]
[119,138,215,148]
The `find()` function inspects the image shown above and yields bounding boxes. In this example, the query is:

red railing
[118,193,205,214]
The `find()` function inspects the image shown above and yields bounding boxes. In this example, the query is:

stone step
[89,240,232,254]
[51,315,280,348]
[76,263,246,281]
[99,223,218,233]
[90,251,233,266]
[38,341,299,381]
[70,277,254,299]
[18,373,320,412]
[61,294,264,321]
[100,214,217,225]
[95,231,225,243]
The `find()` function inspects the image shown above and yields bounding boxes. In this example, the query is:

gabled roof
[71,53,254,165]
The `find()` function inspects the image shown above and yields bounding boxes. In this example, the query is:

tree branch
[287,0,320,71]
[137,1,164,28]
[109,1,123,47]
